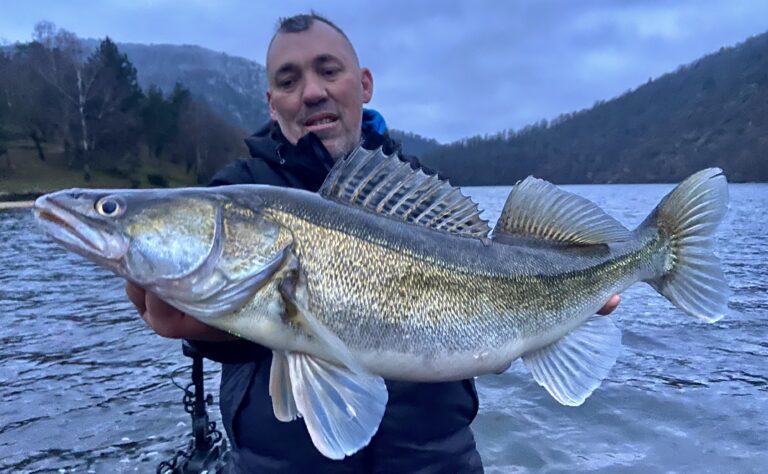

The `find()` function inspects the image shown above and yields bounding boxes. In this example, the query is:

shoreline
[0,200,34,210]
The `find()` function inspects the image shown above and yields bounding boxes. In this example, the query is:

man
[126,13,620,473]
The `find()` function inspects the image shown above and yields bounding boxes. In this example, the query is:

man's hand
[125,282,238,342]
[597,294,621,316]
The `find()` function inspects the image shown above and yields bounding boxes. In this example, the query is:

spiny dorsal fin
[494,176,630,245]
[320,146,490,239]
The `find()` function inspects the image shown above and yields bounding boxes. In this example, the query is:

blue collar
[362,108,387,136]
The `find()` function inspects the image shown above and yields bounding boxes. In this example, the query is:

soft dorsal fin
[320,146,490,239]
[494,176,630,245]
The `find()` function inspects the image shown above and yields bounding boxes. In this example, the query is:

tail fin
[643,168,730,322]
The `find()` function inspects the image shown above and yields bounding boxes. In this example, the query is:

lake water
[1,183,766,473]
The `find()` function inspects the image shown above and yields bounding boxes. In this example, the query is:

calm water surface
[1,183,766,473]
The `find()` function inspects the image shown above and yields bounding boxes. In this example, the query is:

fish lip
[33,194,129,261]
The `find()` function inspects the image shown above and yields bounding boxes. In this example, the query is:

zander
[34,147,730,459]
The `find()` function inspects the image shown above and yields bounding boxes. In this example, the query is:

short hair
[275,11,349,41]
[266,11,358,69]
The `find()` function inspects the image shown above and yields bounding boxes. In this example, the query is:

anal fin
[523,315,622,406]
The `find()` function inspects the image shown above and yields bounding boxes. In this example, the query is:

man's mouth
[304,113,339,132]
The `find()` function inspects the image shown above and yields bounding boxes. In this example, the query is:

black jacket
[197,120,484,473]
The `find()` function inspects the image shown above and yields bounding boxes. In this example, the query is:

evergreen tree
[141,82,190,161]
[83,37,144,171]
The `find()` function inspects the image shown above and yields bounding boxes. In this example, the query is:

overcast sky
[2,1,766,143]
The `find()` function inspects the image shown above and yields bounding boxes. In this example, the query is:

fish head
[34,188,137,273]
[34,187,288,318]
[34,187,228,281]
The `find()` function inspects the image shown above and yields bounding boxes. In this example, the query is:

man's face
[266,21,373,160]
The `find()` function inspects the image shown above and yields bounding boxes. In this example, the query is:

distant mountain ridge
[421,31,768,184]
[101,41,271,133]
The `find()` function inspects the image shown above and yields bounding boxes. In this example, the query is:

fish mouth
[34,194,129,262]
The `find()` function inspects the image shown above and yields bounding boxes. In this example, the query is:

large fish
[34,147,730,459]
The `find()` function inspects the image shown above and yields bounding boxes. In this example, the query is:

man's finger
[145,291,181,317]
[125,281,147,315]
[597,294,621,316]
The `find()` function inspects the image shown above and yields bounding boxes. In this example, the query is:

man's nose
[302,74,328,105]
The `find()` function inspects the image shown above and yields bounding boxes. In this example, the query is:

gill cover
[123,189,289,320]
[122,194,220,285]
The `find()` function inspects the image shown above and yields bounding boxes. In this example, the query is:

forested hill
[388,129,441,156]
[422,32,768,184]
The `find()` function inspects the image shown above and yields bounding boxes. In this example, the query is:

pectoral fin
[276,251,368,375]
[269,251,388,459]
[272,351,387,459]
[268,345,388,459]
[523,315,622,406]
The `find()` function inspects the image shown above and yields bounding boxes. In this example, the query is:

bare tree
[23,22,90,160]
[1,46,63,162]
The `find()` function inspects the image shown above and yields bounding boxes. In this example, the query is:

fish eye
[96,198,122,217]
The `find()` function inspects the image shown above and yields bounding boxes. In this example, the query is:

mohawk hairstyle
[266,11,358,70]
[275,11,350,41]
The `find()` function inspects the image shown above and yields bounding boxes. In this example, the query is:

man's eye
[277,78,295,88]
[322,68,340,78]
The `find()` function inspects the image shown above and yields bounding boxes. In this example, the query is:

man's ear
[266,90,278,121]
[361,68,373,103]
